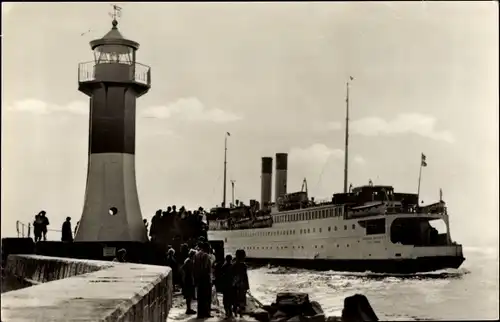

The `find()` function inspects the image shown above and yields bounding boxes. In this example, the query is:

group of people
[165,240,250,319]
[148,205,209,247]
[33,211,50,242]
[32,207,250,319]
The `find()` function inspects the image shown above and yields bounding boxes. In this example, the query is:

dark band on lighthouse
[89,86,138,154]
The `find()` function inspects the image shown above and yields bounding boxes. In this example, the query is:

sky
[1,2,498,247]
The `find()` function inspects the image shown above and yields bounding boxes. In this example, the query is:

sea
[1,245,497,319]
[247,246,499,321]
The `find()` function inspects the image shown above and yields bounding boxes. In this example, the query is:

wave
[257,266,470,280]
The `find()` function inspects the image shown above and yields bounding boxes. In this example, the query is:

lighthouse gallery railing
[78,61,151,86]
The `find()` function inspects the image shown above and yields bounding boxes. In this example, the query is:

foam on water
[248,250,498,321]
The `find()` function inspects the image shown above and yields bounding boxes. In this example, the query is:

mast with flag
[417,153,427,204]
[222,132,231,208]
[344,76,354,193]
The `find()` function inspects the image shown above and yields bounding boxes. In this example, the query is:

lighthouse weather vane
[109,4,122,22]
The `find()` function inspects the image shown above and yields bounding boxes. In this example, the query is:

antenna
[109,4,122,22]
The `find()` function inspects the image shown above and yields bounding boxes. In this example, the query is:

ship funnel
[260,157,273,209]
[275,153,288,203]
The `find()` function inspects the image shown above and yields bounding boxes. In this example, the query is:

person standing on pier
[166,248,179,289]
[181,249,197,315]
[219,254,235,318]
[232,249,250,318]
[33,213,43,242]
[39,211,49,241]
[74,221,80,237]
[193,242,213,318]
[143,219,149,238]
[61,217,73,242]
[150,209,162,242]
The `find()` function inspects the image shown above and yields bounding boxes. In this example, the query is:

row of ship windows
[237,243,356,251]
[274,207,343,223]
[238,224,357,237]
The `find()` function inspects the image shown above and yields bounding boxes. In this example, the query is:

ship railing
[312,198,334,206]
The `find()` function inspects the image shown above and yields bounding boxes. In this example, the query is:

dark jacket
[218,261,234,293]
[61,221,73,242]
[181,258,195,287]
[231,261,249,291]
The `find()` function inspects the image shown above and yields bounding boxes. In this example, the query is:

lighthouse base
[75,153,147,242]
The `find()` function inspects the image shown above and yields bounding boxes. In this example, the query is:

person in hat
[113,248,127,262]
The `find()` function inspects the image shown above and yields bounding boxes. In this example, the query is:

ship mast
[343,76,354,193]
[222,132,231,208]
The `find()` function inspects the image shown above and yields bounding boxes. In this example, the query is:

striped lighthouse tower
[74,17,151,242]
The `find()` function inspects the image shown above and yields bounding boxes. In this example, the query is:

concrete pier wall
[1,255,172,321]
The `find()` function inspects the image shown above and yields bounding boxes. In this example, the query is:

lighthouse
[74,16,151,242]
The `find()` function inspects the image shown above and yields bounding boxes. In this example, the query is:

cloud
[327,121,342,131]
[141,97,243,124]
[311,121,342,133]
[6,99,88,116]
[353,155,366,165]
[7,97,242,126]
[350,113,455,143]
[289,143,344,166]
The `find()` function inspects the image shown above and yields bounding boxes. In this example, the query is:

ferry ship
[207,79,465,274]
[207,175,465,273]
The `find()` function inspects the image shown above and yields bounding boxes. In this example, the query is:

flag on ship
[421,153,427,167]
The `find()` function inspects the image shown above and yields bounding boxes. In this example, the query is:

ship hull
[208,209,465,274]
[244,255,466,274]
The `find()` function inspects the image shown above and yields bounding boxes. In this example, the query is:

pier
[1,254,172,321]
